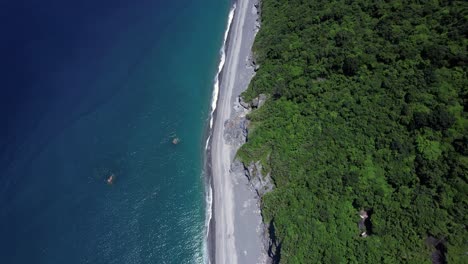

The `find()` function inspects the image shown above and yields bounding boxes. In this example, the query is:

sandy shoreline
[206,0,266,263]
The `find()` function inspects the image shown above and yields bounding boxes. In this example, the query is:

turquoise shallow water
[0,0,229,263]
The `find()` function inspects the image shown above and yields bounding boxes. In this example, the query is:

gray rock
[249,54,258,68]
[257,94,267,108]
[245,161,274,196]
[251,97,259,108]
[230,159,245,174]
[251,93,267,108]
[239,97,251,109]
[224,115,249,146]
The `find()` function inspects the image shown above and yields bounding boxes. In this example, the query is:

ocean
[0,0,230,263]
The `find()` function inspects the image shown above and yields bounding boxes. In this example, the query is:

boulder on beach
[239,97,251,109]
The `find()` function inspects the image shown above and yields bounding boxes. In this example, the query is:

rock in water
[107,174,115,185]
[172,137,180,145]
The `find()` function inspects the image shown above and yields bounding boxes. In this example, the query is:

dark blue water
[0,1,229,263]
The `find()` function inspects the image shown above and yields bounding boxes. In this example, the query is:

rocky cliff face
[224,93,277,263]
[245,161,274,196]
[225,93,273,197]
[223,113,249,147]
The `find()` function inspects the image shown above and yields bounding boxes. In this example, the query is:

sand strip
[209,0,266,263]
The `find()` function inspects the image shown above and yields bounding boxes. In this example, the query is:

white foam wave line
[204,135,211,150]
[207,3,236,136]
[205,185,213,239]
[202,184,213,264]
[203,4,236,264]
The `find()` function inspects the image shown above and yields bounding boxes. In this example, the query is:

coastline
[204,6,237,263]
[205,0,266,263]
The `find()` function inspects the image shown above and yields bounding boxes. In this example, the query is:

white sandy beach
[210,0,267,263]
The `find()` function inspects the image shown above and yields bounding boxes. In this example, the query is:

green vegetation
[239,0,467,263]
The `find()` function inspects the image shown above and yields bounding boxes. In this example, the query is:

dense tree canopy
[239,0,467,263]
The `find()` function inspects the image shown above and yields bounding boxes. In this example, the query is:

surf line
[205,3,236,150]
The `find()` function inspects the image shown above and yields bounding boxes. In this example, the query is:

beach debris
[172,137,180,145]
[107,174,115,185]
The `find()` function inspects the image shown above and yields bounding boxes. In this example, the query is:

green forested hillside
[239,0,467,263]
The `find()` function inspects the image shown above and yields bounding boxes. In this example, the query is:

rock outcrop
[238,93,267,110]
[224,94,276,263]
[245,161,274,196]
[239,96,251,110]
[224,114,249,147]
[251,93,267,108]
